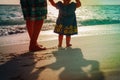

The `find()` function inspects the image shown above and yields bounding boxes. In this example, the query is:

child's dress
[54,1,78,35]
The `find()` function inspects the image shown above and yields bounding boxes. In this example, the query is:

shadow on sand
[48,48,105,80]
[0,52,44,80]
[0,48,105,80]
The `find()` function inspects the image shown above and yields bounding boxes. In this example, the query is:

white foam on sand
[0,24,120,46]
[40,23,120,40]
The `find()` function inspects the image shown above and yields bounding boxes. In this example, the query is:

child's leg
[58,34,63,47]
[66,35,72,47]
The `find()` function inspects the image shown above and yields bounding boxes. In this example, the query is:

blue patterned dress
[54,1,78,35]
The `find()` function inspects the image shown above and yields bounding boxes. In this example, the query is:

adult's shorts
[20,0,47,20]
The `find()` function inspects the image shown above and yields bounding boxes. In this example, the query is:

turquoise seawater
[0,5,120,26]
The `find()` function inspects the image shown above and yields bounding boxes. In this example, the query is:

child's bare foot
[36,44,43,47]
[58,45,65,50]
[66,44,72,47]
[58,44,62,47]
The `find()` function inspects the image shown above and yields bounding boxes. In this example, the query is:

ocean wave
[0,23,55,37]
[0,19,25,26]
[0,5,120,26]
[79,19,120,26]
[0,25,26,37]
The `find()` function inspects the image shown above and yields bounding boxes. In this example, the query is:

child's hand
[49,0,56,7]
[75,0,81,8]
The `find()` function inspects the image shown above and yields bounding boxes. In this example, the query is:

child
[49,0,81,48]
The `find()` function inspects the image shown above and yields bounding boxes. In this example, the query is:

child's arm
[49,0,56,7]
[75,0,81,8]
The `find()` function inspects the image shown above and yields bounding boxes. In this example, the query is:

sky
[0,0,120,5]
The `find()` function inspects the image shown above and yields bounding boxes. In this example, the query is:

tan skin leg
[58,34,72,47]
[26,20,46,51]
[58,34,63,47]
[26,20,34,39]
[66,35,72,47]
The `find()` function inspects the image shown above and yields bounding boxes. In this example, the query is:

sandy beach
[0,24,120,80]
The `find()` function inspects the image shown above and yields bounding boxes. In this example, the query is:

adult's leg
[26,20,34,39]
[29,20,46,51]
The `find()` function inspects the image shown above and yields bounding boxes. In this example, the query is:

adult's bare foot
[29,45,46,52]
